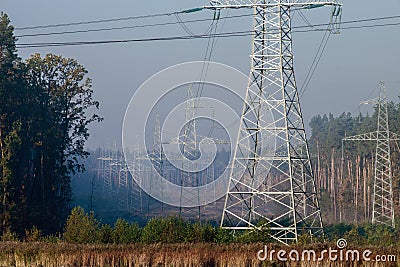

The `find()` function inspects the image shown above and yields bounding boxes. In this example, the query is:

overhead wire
[13,6,311,32]
[17,17,400,49]
[175,13,195,36]
[14,11,180,30]
[15,14,400,49]
[299,13,333,98]
[15,13,253,38]
[184,10,220,146]
[16,30,252,48]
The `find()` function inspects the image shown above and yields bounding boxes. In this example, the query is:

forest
[308,108,400,224]
[0,13,102,237]
[1,9,400,267]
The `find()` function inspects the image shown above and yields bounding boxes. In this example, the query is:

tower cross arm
[203,0,341,9]
[389,132,400,140]
[343,131,400,141]
[343,131,378,141]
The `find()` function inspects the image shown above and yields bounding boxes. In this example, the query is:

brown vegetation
[0,242,398,267]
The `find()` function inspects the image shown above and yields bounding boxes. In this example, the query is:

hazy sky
[2,0,400,149]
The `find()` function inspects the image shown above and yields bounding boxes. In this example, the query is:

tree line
[5,206,398,248]
[308,104,400,224]
[0,13,101,237]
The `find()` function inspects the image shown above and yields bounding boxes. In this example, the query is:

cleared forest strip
[0,242,398,267]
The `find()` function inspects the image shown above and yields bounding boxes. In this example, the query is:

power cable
[299,16,333,98]
[16,18,400,48]
[175,13,195,36]
[15,13,253,38]
[16,30,252,48]
[15,11,179,30]
[14,6,311,32]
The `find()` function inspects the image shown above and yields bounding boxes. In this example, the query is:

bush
[1,228,19,242]
[63,206,99,244]
[98,224,113,244]
[363,223,395,247]
[324,223,353,241]
[24,226,42,242]
[141,217,187,243]
[214,227,234,244]
[112,218,141,244]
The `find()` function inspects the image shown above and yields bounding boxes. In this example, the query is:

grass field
[0,242,399,267]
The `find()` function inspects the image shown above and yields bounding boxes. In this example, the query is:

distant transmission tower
[205,0,341,244]
[343,81,400,228]
[179,86,201,220]
[147,115,165,217]
[130,144,143,214]
[117,159,130,211]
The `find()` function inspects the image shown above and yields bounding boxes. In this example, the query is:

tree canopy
[0,13,102,236]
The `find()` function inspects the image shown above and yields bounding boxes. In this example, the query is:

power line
[13,6,309,32]
[15,13,252,38]
[14,14,400,40]
[14,11,179,31]
[299,14,333,98]
[16,30,253,48]
[15,8,400,34]
[16,17,400,48]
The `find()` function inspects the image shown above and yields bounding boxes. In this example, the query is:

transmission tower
[204,0,341,244]
[178,86,202,220]
[147,115,165,217]
[343,81,400,228]
[117,159,130,211]
[130,144,144,214]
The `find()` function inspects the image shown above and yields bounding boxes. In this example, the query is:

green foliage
[362,223,396,247]
[63,206,99,244]
[234,223,272,244]
[112,218,141,244]
[324,223,400,247]
[0,13,102,237]
[214,228,234,244]
[141,217,186,243]
[184,222,217,243]
[324,223,353,241]
[98,224,113,244]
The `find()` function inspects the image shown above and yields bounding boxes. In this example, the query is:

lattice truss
[97,149,143,214]
[343,82,400,228]
[206,0,341,245]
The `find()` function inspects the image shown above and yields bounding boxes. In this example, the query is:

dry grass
[0,242,398,267]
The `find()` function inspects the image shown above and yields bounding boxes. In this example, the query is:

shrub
[24,226,42,242]
[214,227,234,244]
[1,228,19,242]
[98,224,113,244]
[141,217,186,243]
[112,218,141,244]
[63,206,99,243]
[363,223,395,247]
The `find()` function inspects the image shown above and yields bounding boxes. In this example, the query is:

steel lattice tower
[205,0,341,244]
[179,86,201,219]
[117,160,130,211]
[147,115,165,217]
[130,144,143,214]
[343,81,400,228]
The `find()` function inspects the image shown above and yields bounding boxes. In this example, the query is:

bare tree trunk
[355,155,360,223]
[331,148,337,221]
[317,138,321,190]
[0,119,6,236]
[363,157,367,222]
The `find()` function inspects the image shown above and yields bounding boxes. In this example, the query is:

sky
[2,0,400,149]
